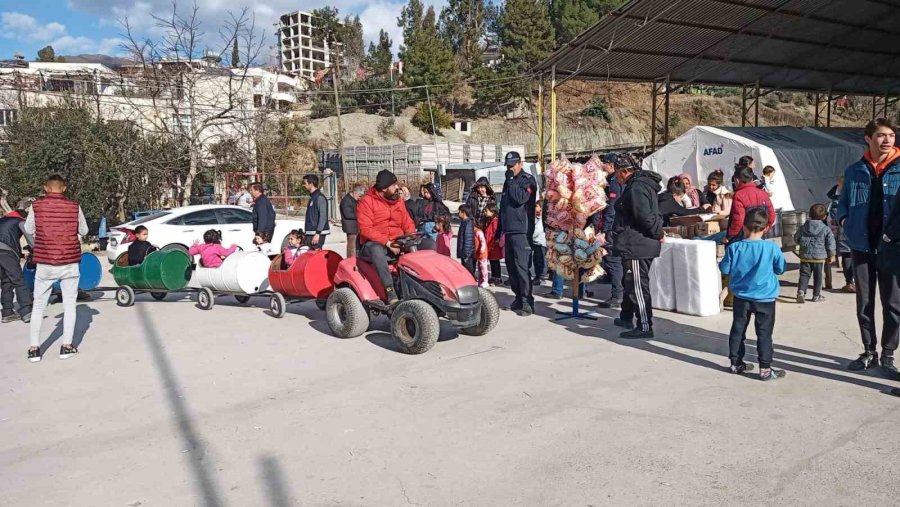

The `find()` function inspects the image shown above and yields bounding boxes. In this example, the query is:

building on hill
[277,10,335,81]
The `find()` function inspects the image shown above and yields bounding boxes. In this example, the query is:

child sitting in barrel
[189,230,238,268]
[127,226,157,266]
[253,230,273,255]
[282,229,309,267]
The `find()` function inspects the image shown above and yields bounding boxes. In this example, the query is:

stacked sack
[544,155,610,281]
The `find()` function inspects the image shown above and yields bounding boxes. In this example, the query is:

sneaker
[531,278,542,286]
[619,328,654,339]
[59,345,78,360]
[585,290,595,298]
[514,304,534,317]
[796,292,805,304]
[489,277,502,286]
[77,290,91,302]
[27,348,41,363]
[729,362,756,374]
[543,292,562,300]
[613,318,634,330]
[759,367,787,381]
[811,295,825,302]
[882,356,898,376]
[385,288,400,306]
[504,302,523,312]
[843,283,856,293]
[19,312,30,323]
[2,313,20,323]
[847,351,879,371]
[597,298,621,309]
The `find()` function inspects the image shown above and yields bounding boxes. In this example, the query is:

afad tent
[642,126,865,212]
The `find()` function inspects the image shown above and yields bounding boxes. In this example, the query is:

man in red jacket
[357,170,417,305]
[726,165,776,241]
[24,174,88,363]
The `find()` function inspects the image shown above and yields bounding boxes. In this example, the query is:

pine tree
[231,39,240,67]
[365,30,393,77]
[343,15,365,69]
[398,2,458,98]
[499,0,555,101]
[439,0,487,72]
[550,0,625,47]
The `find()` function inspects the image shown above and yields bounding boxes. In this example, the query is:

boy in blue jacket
[457,205,476,278]
[719,207,787,381]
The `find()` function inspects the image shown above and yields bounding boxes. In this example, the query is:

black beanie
[374,169,397,190]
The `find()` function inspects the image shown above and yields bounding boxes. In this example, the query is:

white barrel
[194,251,271,294]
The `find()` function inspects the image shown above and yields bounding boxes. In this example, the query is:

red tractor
[325,234,500,354]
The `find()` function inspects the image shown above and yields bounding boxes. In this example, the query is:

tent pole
[826,89,833,128]
[551,66,557,163]
[754,81,760,127]
[538,79,544,174]
[664,74,671,144]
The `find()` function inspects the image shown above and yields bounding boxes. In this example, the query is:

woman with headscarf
[464,177,497,222]
[679,173,702,209]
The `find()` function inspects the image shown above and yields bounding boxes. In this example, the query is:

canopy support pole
[651,75,670,148]
[826,89,834,127]
[550,67,557,163]
[741,82,760,127]
[537,79,545,174]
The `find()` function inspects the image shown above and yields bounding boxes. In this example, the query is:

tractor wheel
[391,300,439,354]
[150,292,167,301]
[460,288,500,336]
[270,293,287,319]
[325,287,369,338]
[116,286,135,307]
[197,287,215,310]
[315,299,327,311]
[234,295,251,304]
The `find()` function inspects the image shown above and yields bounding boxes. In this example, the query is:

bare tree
[119,1,266,205]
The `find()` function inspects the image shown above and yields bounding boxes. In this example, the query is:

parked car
[106,205,304,264]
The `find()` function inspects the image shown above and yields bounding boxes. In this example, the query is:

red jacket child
[727,181,775,239]
[483,215,503,261]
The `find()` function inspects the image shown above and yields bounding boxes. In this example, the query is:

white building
[277,10,334,80]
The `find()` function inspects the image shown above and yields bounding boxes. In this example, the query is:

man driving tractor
[357,169,433,306]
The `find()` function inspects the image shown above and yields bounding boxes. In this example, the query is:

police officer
[597,153,627,310]
[499,151,537,316]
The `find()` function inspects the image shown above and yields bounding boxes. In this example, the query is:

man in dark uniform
[0,209,33,323]
[597,153,626,310]
[499,151,537,316]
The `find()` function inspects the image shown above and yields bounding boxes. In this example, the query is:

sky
[0,0,442,63]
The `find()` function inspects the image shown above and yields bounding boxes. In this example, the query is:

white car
[106,205,304,263]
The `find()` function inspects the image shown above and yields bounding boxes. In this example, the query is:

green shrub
[581,99,611,122]
[411,102,452,134]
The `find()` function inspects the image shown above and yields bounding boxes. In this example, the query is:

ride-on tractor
[325,233,500,354]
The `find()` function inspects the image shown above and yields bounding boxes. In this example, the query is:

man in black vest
[0,209,33,323]
[303,175,330,250]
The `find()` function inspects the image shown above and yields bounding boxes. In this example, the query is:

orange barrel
[268,250,342,299]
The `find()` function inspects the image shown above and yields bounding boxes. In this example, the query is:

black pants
[461,257,476,278]
[504,234,533,309]
[360,242,395,296]
[798,262,824,297]
[620,258,653,331]
[305,234,326,250]
[851,250,900,355]
[602,253,624,300]
[729,297,776,369]
[0,251,32,317]
[490,260,502,279]
[531,245,546,281]
[841,253,854,284]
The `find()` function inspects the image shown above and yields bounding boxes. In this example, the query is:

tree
[365,29,393,77]
[550,0,625,47]
[398,1,458,100]
[343,15,365,72]
[231,39,240,67]
[121,2,266,206]
[499,0,555,102]
[439,0,487,72]
[37,45,56,62]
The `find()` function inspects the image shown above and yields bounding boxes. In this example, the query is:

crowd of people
[2,119,900,385]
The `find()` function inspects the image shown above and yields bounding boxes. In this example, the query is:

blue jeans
[551,271,585,297]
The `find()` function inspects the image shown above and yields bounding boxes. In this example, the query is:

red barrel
[268,250,343,299]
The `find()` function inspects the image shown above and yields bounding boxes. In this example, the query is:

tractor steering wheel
[392,232,425,253]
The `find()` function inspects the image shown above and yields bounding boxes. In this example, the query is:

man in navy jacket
[250,183,276,242]
[837,118,900,374]
[598,153,627,310]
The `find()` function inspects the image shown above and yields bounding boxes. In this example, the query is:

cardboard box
[696,222,720,236]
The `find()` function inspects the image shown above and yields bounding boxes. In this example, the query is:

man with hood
[357,170,418,306]
[610,162,664,339]
[0,208,33,323]
[465,177,496,223]
[837,118,900,375]
[417,182,450,240]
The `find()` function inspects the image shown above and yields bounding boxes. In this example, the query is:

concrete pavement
[1,251,899,506]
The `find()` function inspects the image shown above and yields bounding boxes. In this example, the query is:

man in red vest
[23,174,88,363]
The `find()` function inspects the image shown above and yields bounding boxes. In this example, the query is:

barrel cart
[267,250,343,318]
[24,252,113,296]
[112,250,194,307]
[192,251,272,310]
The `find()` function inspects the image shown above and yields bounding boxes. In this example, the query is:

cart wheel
[270,293,287,318]
[315,299,327,311]
[235,295,251,304]
[391,300,440,354]
[326,288,369,338]
[116,286,135,307]
[459,288,500,336]
[197,287,215,311]
[150,292,167,301]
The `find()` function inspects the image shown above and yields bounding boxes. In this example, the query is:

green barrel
[113,250,192,291]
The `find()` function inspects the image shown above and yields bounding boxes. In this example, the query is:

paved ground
[2,247,900,507]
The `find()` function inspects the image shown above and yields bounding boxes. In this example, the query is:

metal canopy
[535,0,900,95]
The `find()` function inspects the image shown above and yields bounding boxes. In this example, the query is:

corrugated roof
[535,0,900,95]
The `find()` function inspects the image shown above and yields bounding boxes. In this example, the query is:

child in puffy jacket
[189,229,238,268]
[795,203,836,303]
[474,221,489,288]
[434,215,453,257]
[282,229,309,267]
[482,205,503,285]
[457,205,476,278]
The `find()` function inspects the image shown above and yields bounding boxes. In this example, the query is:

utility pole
[330,41,347,192]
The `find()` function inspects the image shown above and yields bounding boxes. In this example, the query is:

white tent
[642,126,865,212]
